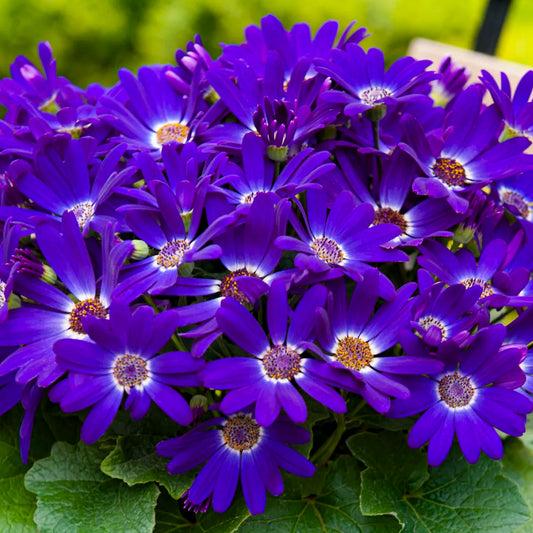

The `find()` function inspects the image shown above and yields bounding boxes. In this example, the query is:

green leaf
[101,435,195,499]
[347,403,416,432]
[154,492,195,533]
[25,441,159,533]
[0,409,38,532]
[104,406,179,439]
[301,397,331,459]
[502,436,533,533]
[154,488,251,533]
[236,456,400,532]
[348,431,529,532]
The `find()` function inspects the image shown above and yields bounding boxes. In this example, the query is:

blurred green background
[0,0,531,88]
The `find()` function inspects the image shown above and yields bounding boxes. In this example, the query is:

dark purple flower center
[359,87,392,105]
[113,354,149,390]
[263,344,301,380]
[157,239,190,269]
[373,207,408,232]
[419,316,447,338]
[431,157,466,187]
[243,191,264,204]
[222,413,261,452]
[438,373,474,408]
[500,189,530,218]
[69,298,108,334]
[461,277,493,298]
[220,268,257,304]
[311,237,344,265]
[335,336,373,371]
[71,201,95,229]
[155,122,189,145]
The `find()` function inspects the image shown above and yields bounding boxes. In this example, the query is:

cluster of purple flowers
[1,14,533,516]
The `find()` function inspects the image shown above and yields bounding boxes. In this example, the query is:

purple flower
[0,42,85,120]
[220,15,367,81]
[314,271,443,413]
[203,70,339,152]
[316,44,435,116]
[169,193,290,357]
[166,35,217,99]
[211,132,335,207]
[506,307,533,398]
[336,148,462,247]
[410,282,483,346]
[430,56,470,108]
[98,65,209,154]
[494,171,533,225]
[0,350,24,418]
[202,281,348,426]
[156,411,314,515]
[480,69,533,140]
[387,325,532,466]
[6,136,134,232]
[114,180,234,302]
[417,237,527,307]
[401,85,533,213]
[53,300,204,444]
[0,212,131,386]
[275,188,407,286]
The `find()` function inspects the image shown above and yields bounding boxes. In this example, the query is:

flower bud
[130,240,150,260]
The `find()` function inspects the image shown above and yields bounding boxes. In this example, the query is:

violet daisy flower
[387,325,532,466]
[400,85,533,213]
[169,193,290,357]
[275,187,407,287]
[314,271,444,414]
[211,132,335,207]
[336,148,462,247]
[156,411,314,515]
[480,69,533,141]
[53,299,204,444]
[0,212,132,386]
[0,349,23,418]
[6,136,134,232]
[430,56,470,108]
[0,349,45,464]
[417,237,527,307]
[315,44,436,116]
[410,282,483,347]
[0,41,84,120]
[506,307,533,398]
[494,171,533,225]
[202,281,349,426]
[0,220,24,322]
[98,64,209,154]
[203,65,339,153]
[220,14,368,81]
[166,35,217,99]
[114,180,234,302]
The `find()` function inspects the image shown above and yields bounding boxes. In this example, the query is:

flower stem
[371,118,383,180]
[311,412,345,466]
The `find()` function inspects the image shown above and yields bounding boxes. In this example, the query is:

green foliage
[502,438,533,533]
[236,456,399,532]
[0,410,38,532]
[348,431,530,533]
[101,435,195,499]
[25,442,159,533]
[154,489,251,533]
[0,0,532,89]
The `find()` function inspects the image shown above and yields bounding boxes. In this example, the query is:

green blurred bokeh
[0,0,531,88]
